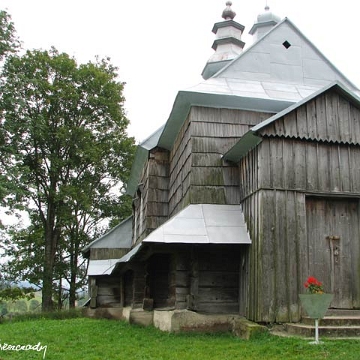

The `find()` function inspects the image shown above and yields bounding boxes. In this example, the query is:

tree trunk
[69,251,77,308]
[42,233,54,312]
[41,205,60,312]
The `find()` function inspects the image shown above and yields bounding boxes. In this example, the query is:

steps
[284,310,360,338]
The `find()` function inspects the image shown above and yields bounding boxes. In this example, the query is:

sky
[1,0,360,143]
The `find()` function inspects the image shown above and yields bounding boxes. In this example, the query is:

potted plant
[299,276,334,344]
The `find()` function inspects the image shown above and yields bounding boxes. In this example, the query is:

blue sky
[2,0,360,142]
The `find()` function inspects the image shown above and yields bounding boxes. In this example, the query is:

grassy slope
[0,318,360,359]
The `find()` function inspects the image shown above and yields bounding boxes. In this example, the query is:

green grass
[0,317,360,360]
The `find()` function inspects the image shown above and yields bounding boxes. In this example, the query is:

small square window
[283,40,291,49]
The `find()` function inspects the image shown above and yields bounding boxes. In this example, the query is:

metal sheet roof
[87,259,122,276]
[110,204,251,274]
[143,204,251,244]
[82,216,133,254]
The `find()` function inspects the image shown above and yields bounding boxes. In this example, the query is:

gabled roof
[212,17,358,90]
[223,81,360,162]
[82,216,133,256]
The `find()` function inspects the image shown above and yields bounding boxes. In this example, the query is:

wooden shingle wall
[90,248,129,260]
[133,148,170,244]
[169,106,272,216]
[189,107,272,207]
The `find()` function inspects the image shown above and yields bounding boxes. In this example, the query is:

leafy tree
[0,10,20,208]
[0,47,135,311]
[0,10,20,61]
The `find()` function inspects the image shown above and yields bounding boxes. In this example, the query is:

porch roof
[112,204,251,271]
[142,204,251,244]
[87,259,122,276]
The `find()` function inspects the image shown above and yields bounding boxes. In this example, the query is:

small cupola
[249,5,281,42]
[201,1,245,80]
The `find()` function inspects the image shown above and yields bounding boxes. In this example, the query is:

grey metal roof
[223,81,360,162]
[87,259,122,276]
[215,17,359,91]
[142,204,251,244]
[82,216,133,254]
[110,204,251,274]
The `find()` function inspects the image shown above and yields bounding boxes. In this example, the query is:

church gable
[216,19,357,91]
[258,86,360,145]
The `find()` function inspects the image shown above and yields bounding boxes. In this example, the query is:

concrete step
[285,322,360,338]
[302,316,360,326]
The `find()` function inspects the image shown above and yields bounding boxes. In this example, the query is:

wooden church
[83,2,360,329]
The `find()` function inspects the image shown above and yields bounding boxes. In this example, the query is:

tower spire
[249,3,281,42]
[201,2,245,80]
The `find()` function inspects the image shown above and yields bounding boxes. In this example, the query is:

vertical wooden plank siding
[259,89,360,144]
[257,138,360,194]
[242,138,360,321]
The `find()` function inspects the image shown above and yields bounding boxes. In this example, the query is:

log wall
[174,245,247,314]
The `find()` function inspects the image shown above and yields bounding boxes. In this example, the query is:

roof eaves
[158,90,293,151]
[126,125,165,196]
[82,216,133,254]
[252,80,360,133]
[223,81,360,163]
[223,131,262,163]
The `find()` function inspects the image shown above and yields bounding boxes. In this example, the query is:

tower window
[283,40,291,49]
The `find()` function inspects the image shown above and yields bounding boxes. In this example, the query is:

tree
[0,47,135,311]
[0,10,20,208]
[0,10,20,61]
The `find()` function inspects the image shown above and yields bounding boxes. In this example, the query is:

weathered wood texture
[254,138,360,196]
[172,245,246,314]
[305,198,360,309]
[89,248,129,260]
[133,148,170,244]
[239,89,360,322]
[168,107,273,216]
[259,90,360,144]
[93,276,121,307]
[242,190,305,323]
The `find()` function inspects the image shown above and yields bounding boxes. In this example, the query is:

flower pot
[299,293,334,319]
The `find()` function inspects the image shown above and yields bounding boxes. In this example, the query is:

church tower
[201,1,245,80]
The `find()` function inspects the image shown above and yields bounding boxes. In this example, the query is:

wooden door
[306,198,360,308]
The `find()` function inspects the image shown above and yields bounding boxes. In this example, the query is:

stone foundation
[85,307,267,339]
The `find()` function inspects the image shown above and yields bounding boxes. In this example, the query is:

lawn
[0,317,360,360]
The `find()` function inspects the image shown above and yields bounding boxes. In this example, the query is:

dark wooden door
[306,198,360,308]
